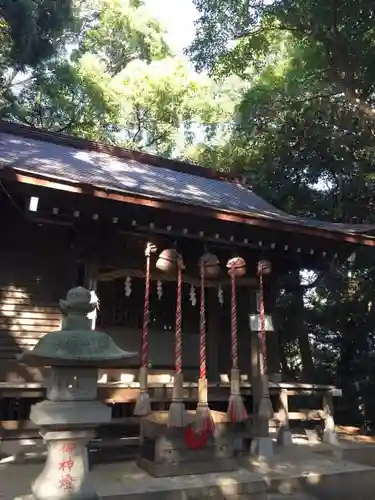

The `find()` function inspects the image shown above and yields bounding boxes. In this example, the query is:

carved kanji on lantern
[61,442,75,454]
[59,456,74,473]
[60,474,75,491]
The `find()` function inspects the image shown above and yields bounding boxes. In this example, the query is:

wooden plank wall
[0,251,75,383]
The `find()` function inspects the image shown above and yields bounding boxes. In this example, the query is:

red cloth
[184,425,209,449]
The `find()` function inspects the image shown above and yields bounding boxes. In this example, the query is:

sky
[144,0,198,54]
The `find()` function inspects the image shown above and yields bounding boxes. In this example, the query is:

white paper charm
[218,284,224,305]
[189,284,197,306]
[125,276,132,297]
[157,280,163,300]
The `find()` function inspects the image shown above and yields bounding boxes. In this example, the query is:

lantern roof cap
[18,287,137,367]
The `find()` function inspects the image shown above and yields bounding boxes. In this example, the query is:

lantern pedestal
[21,378,111,500]
[138,411,245,477]
[16,286,137,500]
[30,429,97,500]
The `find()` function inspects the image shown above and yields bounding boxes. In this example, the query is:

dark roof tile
[0,130,374,236]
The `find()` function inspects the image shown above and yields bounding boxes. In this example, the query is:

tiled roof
[0,128,374,236]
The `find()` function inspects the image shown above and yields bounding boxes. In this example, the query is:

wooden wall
[0,216,77,382]
[0,210,258,383]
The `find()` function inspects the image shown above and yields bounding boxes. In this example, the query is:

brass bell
[156,249,181,273]
[227,256,247,278]
[257,260,272,275]
[199,252,220,278]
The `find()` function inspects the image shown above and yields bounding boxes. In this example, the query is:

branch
[131,106,143,143]
[233,23,302,40]
[284,272,325,292]
[344,90,375,121]
[145,130,169,149]
[10,75,36,87]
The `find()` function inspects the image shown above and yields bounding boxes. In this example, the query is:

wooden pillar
[217,286,231,376]
[264,284,282,380]
[250,324,261,414]
[84,262,98,330]
[207,287,221,381]
[237,285,252,379]
[250,286,274,457]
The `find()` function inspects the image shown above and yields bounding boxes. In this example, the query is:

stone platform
[4,440,375,500]
[138,410,245,477]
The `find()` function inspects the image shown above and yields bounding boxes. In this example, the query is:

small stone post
[322,390,339,446]
[276,389,293,447]
[17,286,136,500]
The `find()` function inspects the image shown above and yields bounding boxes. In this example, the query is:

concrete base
[17,495,98,500]
[307,437,375,468]
[137,410,245,477]
[138,411,245,477]
[251,436,274,457]
[276,426,293,447]
[8,441,375,500]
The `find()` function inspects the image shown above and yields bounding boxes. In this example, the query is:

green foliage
[78,0,170,75]
[189,0,375,121]
[0,0,74,68]
[188,0,375,426]
[1,0,241,157]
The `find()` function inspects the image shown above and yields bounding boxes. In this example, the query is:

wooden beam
[97,267,258,287]
[2,169,375,247]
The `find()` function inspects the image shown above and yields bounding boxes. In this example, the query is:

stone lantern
[18,286,137,500]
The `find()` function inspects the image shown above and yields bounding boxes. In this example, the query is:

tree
[187,1,375,426]
[78,0,170,76]
[0,0,76,117]
[188,0,375,122]
[0,0,74,68]
[5,0,235,156]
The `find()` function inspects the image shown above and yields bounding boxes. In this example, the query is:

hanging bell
[227,256,247,277]
[257,260,272,275]
[199,252,220,278]
[156,248,180,273]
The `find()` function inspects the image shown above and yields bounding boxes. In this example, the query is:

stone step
[267,494,318,500]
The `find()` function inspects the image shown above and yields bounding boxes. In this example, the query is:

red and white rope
[199,263,206,380]
[175,257,183,374]
[230,272,238,370]
[259,269,268,374]
[141,244,152,368]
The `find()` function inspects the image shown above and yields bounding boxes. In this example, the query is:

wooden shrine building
[0,120,375,440]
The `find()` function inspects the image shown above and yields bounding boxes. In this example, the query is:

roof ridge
[0,120,239,183]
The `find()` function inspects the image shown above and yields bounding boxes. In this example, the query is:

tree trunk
[289,271,314,380]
